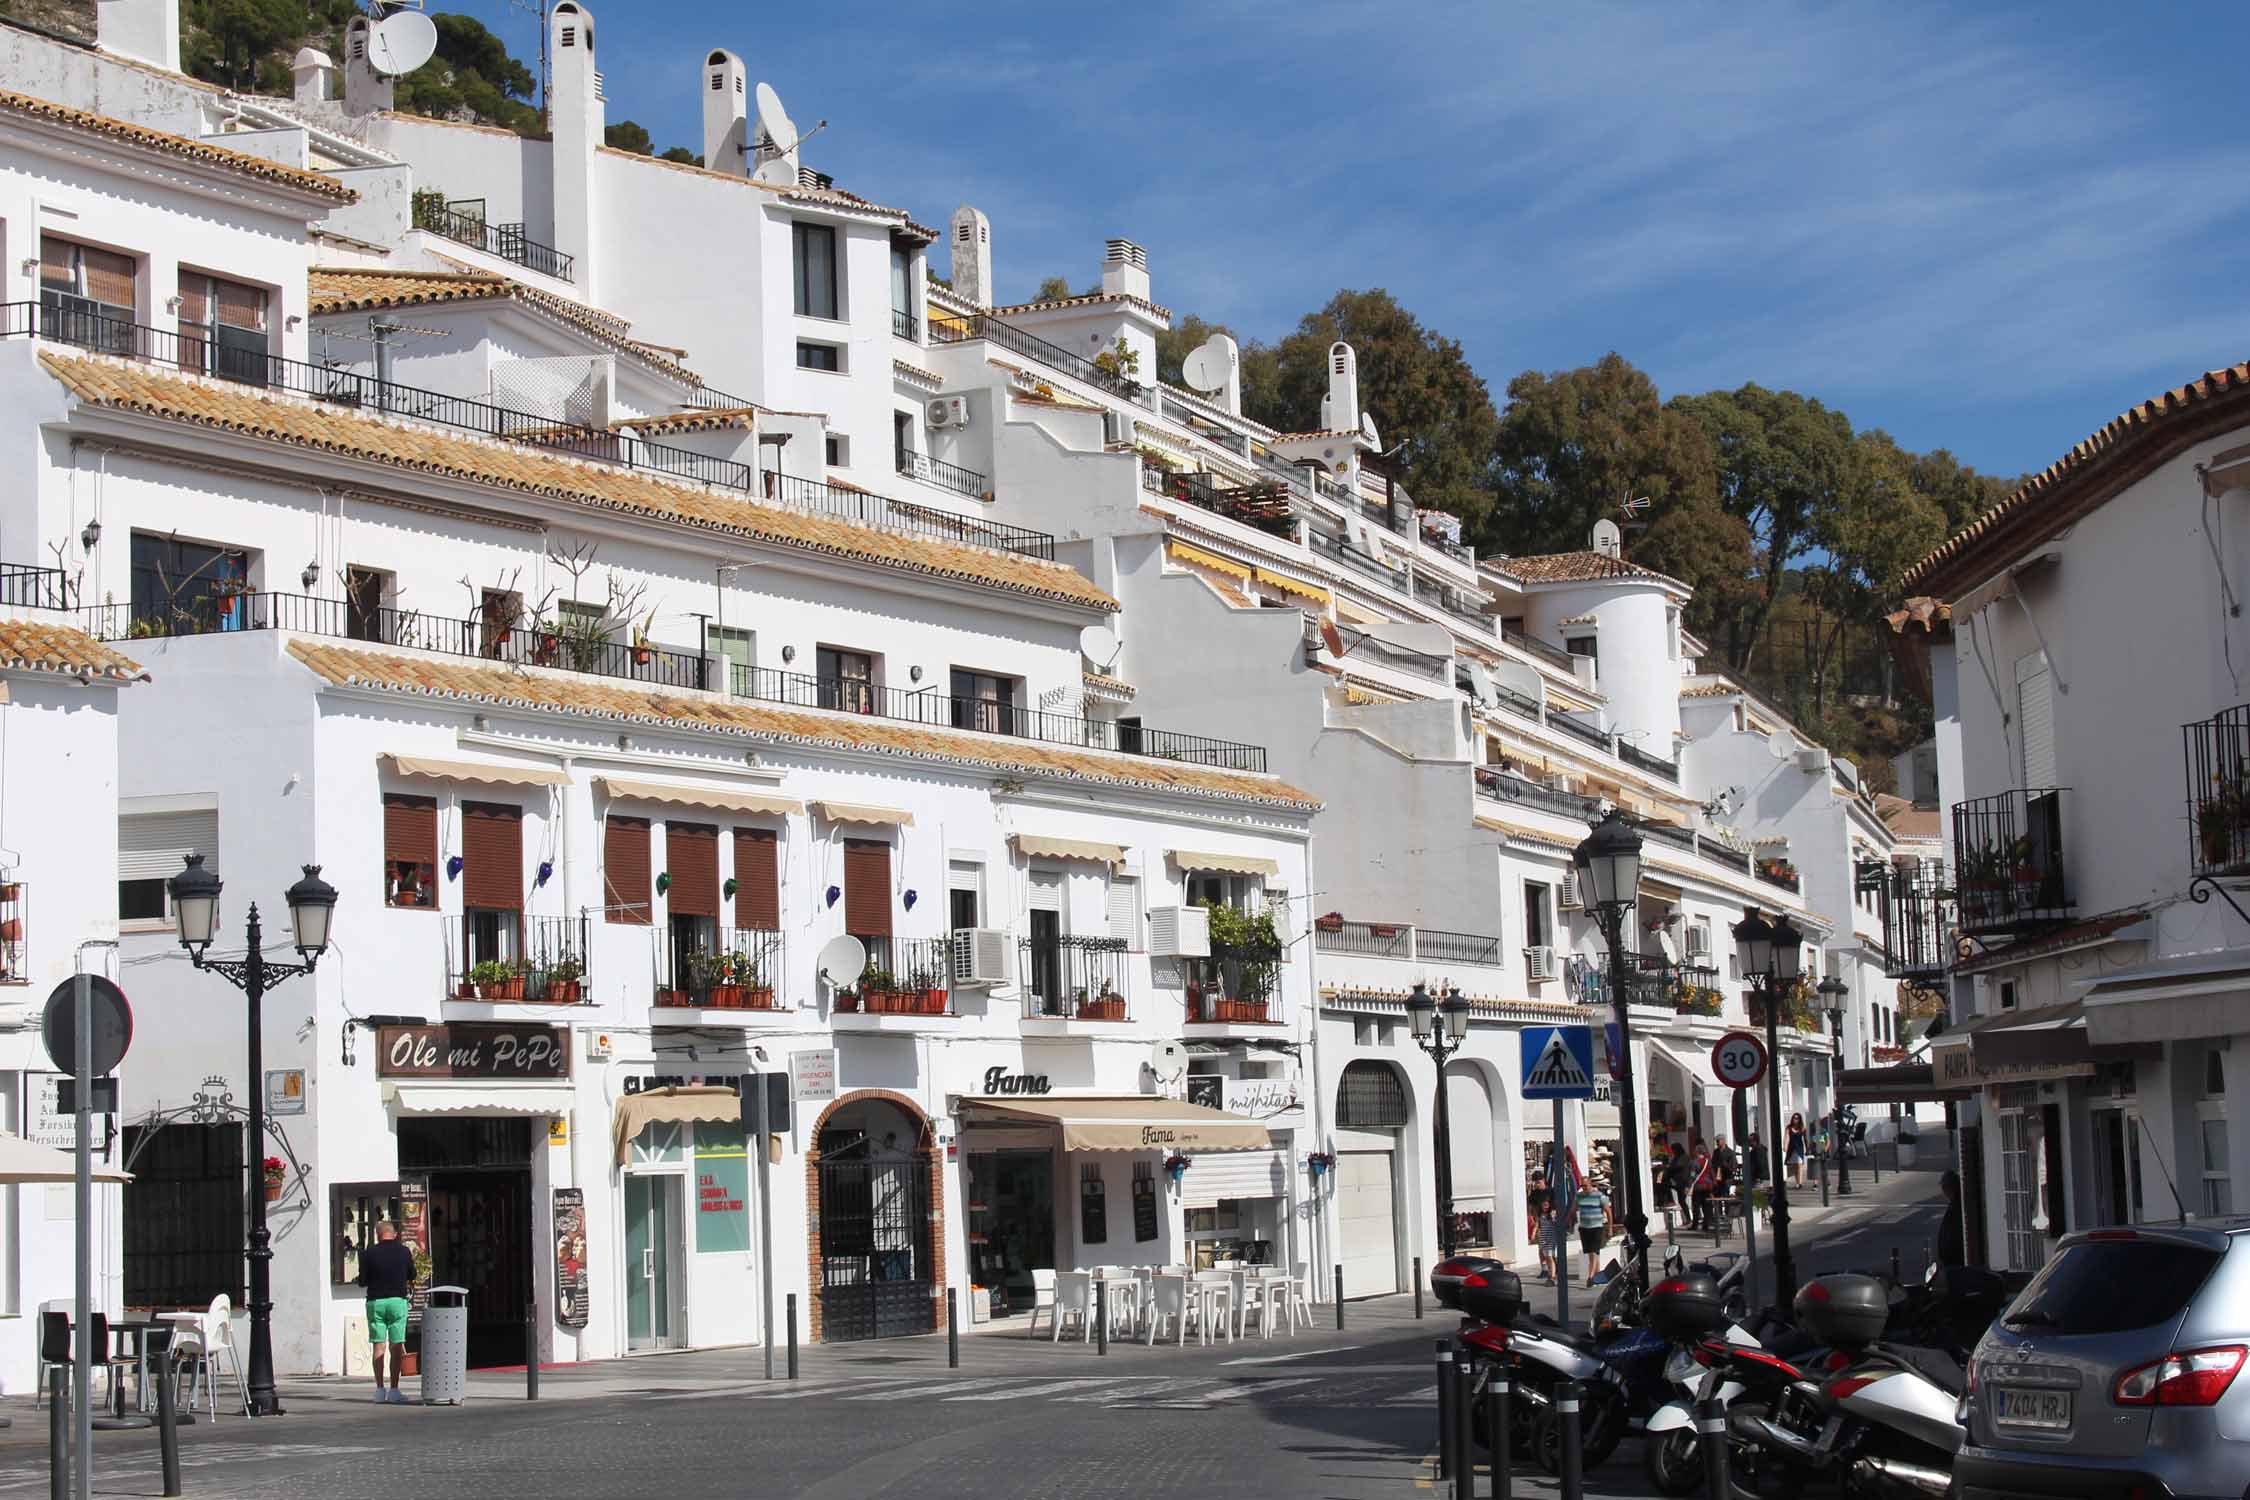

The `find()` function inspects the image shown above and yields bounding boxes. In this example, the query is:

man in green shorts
[357,1220,416,1404]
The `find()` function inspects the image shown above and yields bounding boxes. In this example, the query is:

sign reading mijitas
[377,1022,571,1079]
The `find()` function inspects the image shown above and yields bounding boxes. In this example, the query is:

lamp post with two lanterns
[1819,974,1852,1198]
[165,854,338,1417]
[1573,810,1651,1295]
[1730,909,1806,1306]
[1404,981,1471,1255]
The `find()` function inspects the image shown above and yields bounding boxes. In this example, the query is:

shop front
[609,1083,754,1354]
[810,1090,940,1344]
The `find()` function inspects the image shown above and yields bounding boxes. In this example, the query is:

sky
[440,0,2250,480]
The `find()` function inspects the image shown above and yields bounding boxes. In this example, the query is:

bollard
[1414,1257,1424,1320]
[48,1368,66,1500]
[157,1346,181,1498]
[1890,1245,1903,1286]
[1096,1279,1108,1356]
[1870,1141,1881,1185]
[526,1295,540,1402]
[947,1289,958,1369]
[1434,1339,1455,1481]
[1485,1370,1512,1500]
[786,1293,799,1380]
[1452,1355,1475,1500]
[1697,1393,1730,1498]
[1336,1265,1346,1330]
[1556,1378,1585,1500]
[1820,1152,1830,1208]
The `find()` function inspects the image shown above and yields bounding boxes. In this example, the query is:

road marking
[1385,1383,1440,1406]
[1056,1377,1204,1403]
[942,1376,1129,1401]
[1202,1376,1323,1402]
[742,1377,929,1400]
[1223,1344,1375,1365]
[841,1376,1026,1400]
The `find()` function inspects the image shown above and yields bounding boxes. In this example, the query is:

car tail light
[1462,1324,1509,1355]
[2113,1346,2247,1407]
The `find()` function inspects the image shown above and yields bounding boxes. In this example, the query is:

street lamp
[1819,974,1851,1197]
[167,854,338,1417]
[1406,981,1473,1254]
[1573,810,1650,1293]
[1731,910,1804,1306]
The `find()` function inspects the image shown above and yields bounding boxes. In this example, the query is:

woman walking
[1786,1113,1809,1188]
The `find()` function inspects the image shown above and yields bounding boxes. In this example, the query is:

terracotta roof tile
[611,406,757,436]
[1486,550,1689,589]
[308,267,694,380]
[0,619,145,681]
[288,640,1314,809]
[1886,597,1953,634]
[39,352,1116,613]
[1269,430,1365,443]
[1679,681,1737,699]
[987,289,1174,324]
[0,88,355,204]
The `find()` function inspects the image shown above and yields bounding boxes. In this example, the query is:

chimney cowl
[950,204,992,310]
[1100,238,1150,301]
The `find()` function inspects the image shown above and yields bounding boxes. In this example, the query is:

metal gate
[817,1137,933,1342]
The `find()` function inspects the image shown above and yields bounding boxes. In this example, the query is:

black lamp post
[1819,974,1852,1197]
[1406,981,1472,1255]
[1731,909,1805,1306]
[1574,810,1650,1293]
[167,854,338,1418]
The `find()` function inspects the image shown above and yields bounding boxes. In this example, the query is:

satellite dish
[1319,618,1345,658]
[1148,1040,1187,1085]
[1590,519,1623,558]
[1181,338,1231,395]
[814,934,866,990]
[754,81,798,152]
[1359,411,1381,448]
[1766,726,1799,762]
[366,7,437,76]
[1078,624,1120,670]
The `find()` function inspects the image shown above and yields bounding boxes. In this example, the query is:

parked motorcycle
[1640,1269,1765,1495]
[1433,1254,1633,1475]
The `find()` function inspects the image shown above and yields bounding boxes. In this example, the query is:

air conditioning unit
[1101,409,1130,446]
[1559,871,1582,910]
[927,395,969,430]
[1525,946,1558,982]
[1797,747,1832,773]
[950,928,1012,987]
[1147,905,1211,959]
[1686,924,1711,960]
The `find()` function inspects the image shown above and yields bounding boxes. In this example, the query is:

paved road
[0,1165,1949,1499]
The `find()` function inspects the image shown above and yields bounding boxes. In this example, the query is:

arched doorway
[1334,1060,1410,1297]
[809,1092,938,1342]
[1445,1061,1499,1251]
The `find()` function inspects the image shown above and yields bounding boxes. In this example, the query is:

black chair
[34,1309,68,1406]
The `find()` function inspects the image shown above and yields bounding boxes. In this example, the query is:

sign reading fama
[378,1022,571,1080]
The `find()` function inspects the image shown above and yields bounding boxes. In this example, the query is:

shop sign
[791,1049,837,1103]
[1932,1041,1976,1088]
[1185,1075,1222,1110]
[24,1071,95,1154]
[265,1069,306,1116]
[980,1069,1051,1096]
[694,1124,749,1253]
[376,1022,571,1079]
[398,1180,430,1322]
[552,1187,589,1329]
[1223,1077,1299,1115]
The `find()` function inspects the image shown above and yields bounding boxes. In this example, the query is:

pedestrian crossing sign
[1520,1024,1596,1100]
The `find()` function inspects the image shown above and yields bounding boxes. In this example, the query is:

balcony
[1145,467,1299,539]
[445,914,590,1003]
[930,311,1149,405]
[2186,705,2250,878]
[0,877,24,984]
[761,469,1053,560]
[1755,857,1801,894]
[0,564,76,612]
[1617,738,1680,784]
[896,450,987,500]
[1019,935,1130,1021]
[411,196,574,282]
[892,309,919,341]
[1862,859,1955,983]
[729,664,1268,773]
[834,936,955,1017]
[1500,620,1579,673]
[1184,934,1286,1027]
[653,925,787,1012]
[1953,788,2073,934]
[1474,765,1599,821]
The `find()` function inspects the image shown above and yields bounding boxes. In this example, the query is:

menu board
[1132,1162,1158,1243]
[397,1179,430,1322]
[552,1187,589,1328]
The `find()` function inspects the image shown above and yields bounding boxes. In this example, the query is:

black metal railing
[835,936,954,1015]
[1953,788,2073,933]
[728,664,1267,772]
[1501,620,1579,673]
[930,311,1148,404]
[653,925,786,1009]
[1863,859,1955,983]
[1185,938,1285,1025]
[1148,468,1299,539]
[1019,935,1130,1019]
[1311,919,1413,959]
[896,450,986,499]
[1636,819,1700,855]
[892,309,919,341]
[1755,860,1801,894]
[1703,840,1753,875]
[1418,927,1503,966]
[446,913,591,1002]
[1473,766,1598,820]
[1411,575,1494,633]
[2186,705,2250,878]
[1618,738,1680,783]
[411,197,574,282]
[1548,709,1612,752]
[1308,530,1407,590]
[0,563,76,611]
[759,469,1054,560]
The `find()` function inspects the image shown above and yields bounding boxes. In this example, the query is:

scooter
[1641,1321,1763,1494]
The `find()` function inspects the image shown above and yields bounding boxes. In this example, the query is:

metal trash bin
[419,1286,469,1406]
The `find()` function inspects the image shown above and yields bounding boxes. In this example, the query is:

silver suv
[1959,1221,2250,1499]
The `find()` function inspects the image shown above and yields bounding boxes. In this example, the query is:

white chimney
[950,204,991,310]
[341,16,394,116]
[292,48,336,105]
[1320,341,1360,433]
[96,0,180,72]
[549,2,605,296]
[1101,238,1150,301]
[701,49,746,176]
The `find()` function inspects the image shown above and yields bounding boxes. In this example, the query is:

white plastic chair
[1025,1269,1057,1339]
[1052,1271,1092,1344]
[163,1295,246,1418]
[1146,1274,1188,1346]
[1190,1272,1234,1346]
[1288,1262,1315,1329]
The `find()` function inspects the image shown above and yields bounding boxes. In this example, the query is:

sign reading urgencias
[377,1022,571,1079]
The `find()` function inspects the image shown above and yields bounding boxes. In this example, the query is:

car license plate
[1994,1387,2072,1429]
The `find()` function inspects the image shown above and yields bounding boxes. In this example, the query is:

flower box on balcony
[742,986,777,1010]
[1211,997,1269,1023]
[544,979,583,1003]
[1079,994,1126,1021]
[707,985,744,1009]
[833,989,863,1014]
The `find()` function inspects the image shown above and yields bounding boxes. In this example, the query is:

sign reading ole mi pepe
[376,1023,572,1079]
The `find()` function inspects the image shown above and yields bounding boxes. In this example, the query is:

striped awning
[1009,833,1127,866]
[811,800,913,828]
[1170,849,1280,878]
[383,753,568,788]
[1167,540,1252,585]
[1254,567,1331,608]
[598,776,800,818]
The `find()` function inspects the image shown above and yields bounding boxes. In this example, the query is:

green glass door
[625,1174,683,1350]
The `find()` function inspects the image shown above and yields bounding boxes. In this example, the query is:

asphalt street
[0,1164,1946,1499]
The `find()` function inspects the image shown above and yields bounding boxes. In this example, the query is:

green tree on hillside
[391,12,540,133]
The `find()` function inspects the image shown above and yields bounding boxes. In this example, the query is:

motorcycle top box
[1431,1256,1524,1323]
[1645,1271,1729,1342]
[1794,1273,1890,1350]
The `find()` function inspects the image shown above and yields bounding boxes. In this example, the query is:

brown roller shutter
[666,822,719,918]
[461,802,523,910]
[843,838,892,938]
[734,828,780,931]
[604,815,651,924]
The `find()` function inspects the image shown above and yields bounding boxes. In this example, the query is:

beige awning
[383,753,568,788]
[1009,833,1126,867]
[811,800,914,828]
[0,1132,130,1184]
[386,1083,577,1117]
[960,1095,1271,1153]
[598,776,800,818]
[1170,849,1280,878]
[611,1085,739,1165]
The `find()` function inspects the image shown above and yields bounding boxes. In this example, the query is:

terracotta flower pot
[743,986,776,1010]
[708,985,744,1009]
[922,988,947,1014]
[655,989,687,1008]
[489,975,525,1001]
[263,1180,283,1202]
[546,979,582,1002]
[834,991,861,1014]
[457,981,480,1000]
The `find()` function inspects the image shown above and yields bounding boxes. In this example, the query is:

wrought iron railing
[1953,788,2073,933]
[1755,860,1801,894]
[728,664,1267,771]
[0,563,76,611]
[1636,819,1700,855]
[411,197,575,282]
[1618,738,1680,783]
[1148,468,1299,539]
[445,913,590,1002]
[835,936,954,1015]
[1418,927,1504,966]
[1702,841,1754,875]
[684,384,755,411]
[896,450,986,499]
[891,309,919,341]
[929,311,1149,405]
[1501,620,1579,672]
[1311,919,1412,959]
[1473,766,1598,820]
[653,925,786,1010]
[1185,938,1285,1024]
[1019,934,1130,1019]
[758,469,1053,560]
[2186,705,2250,878]
[1862,859,1955,983]
[1548,709,1612,752]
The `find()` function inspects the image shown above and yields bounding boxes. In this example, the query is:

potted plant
[833,982,863,1014]
[630,609,657,667]
[2008,836,2044,910]
[730,952,774,1010]
[262,1156,287,1202]
[692,949,742,1008]
[861,967,898,1012]
[1958,844,2007,922]
[542,954,584,1003]
[905,966,943,1015]
[1080,984,1126,1021]
[468,958,523,1001]
[1895,1125,1920,1169]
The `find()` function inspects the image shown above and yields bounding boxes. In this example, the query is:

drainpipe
[371,317,396,413]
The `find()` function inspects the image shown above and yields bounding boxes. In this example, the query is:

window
[479,588,522,659]
[1027,867,1064,1009]
[843,838,893,970]
[383,794,437,908]
[1999,979,2018,1012]
[40,236,136,352]
[1564,634,1598,663]
[1106,874,1139,948]
[1666,607,1681,661]
[1336,1060,1409,1128]
[890,244,912,320]
[817,647,876,715]
[949,668,1020,735]
[947,859,983,931]
[2201,1047,2231,1217]
[664,821,720,990]
[1523,881,1551,950]
[346,567,392,644]
[798,341,841,373]
[1187,873,1253,912]
[461,801,524,968]
[120,809,217,925]
[603,815,652,924]
[176,271,269,385]
[122,1121,244,1307]
[1264,887,1291,946]
[792,222,837,318]
[130,532,248,634]
[893,410,915,470]
[823,433,849,467]
[734,828,780,931]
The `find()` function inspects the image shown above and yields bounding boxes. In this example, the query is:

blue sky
[447,1,2250,478]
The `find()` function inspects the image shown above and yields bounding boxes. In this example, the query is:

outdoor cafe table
[67,1315,165,1421]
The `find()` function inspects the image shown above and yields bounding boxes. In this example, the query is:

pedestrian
[1528,1170,1555,1282]
[1745,1132,1765,1186]
[356,1219,416,1405]
[1936,1169,1966,1268]
[1576,1176,1610,1288]
[1664,1144,1693,1229]
[1541,1191,1568,1282]
[1690,1145,1716,1231]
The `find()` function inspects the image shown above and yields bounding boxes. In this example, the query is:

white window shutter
[1106,875,1139,946]
[119,811,218,881]
[1028,868,1063,915]
[1264,888,1290,946]
[2016,652,2056,790]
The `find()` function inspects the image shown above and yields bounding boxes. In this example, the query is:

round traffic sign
[42,976,133,1078]
[1711,1030,1768,1089]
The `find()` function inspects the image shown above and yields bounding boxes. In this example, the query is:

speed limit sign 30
[1711,1030,1768,1089]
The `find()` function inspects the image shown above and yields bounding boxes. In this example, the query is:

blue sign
[1521,1024,1597,1100]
